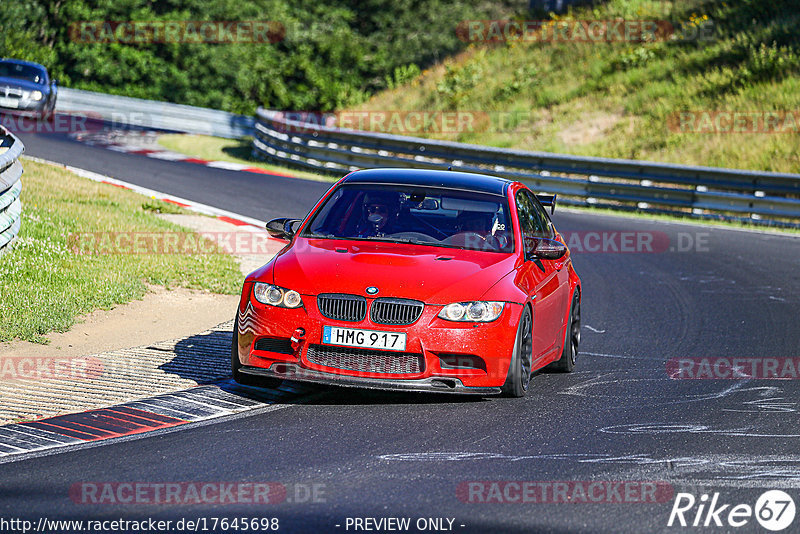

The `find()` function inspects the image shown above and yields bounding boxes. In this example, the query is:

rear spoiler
[536,194,557,215]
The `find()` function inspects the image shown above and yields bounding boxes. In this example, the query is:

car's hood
[0,77,46,93]
[272,238,516,303]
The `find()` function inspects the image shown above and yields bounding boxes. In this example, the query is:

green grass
[355,0,800,173]
[156,134,336,183]
[0,159,243,344]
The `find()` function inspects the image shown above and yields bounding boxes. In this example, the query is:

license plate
[323,326,407,351]
[0,97,19,109]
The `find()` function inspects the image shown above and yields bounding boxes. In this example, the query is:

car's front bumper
[240,363,501,395]
[236,288,522,394]
[0,99,46,115]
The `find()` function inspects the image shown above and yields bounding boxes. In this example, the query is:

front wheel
[501,306,533,397]
[549,290,580,372]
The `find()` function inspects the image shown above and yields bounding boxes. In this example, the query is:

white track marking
[23,155,269,228]
[584,325,606,333]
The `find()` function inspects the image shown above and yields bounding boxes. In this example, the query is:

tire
[231,317,283,389]
[549,290,580,372]
[501,306,533,397]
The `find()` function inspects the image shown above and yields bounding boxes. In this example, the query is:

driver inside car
[356,191,402,237]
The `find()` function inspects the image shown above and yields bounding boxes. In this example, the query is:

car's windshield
[303,183,514,253]
[0,62,47,84]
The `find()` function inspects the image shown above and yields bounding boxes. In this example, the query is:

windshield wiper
[360,236,419,244]
[303,234,429,246]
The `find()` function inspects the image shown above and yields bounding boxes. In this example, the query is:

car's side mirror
[51,79,58,86]
[525,236,567,260]
[266,217,301,240]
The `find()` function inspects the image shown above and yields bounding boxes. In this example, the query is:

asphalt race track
[2,129,800,533]
[16,129,329,221]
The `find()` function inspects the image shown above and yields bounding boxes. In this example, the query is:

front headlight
[253,283,303,308]
[30,90,44,101]
[438,301,504,322]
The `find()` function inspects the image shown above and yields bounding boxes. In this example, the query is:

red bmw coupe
[233,168,581,397]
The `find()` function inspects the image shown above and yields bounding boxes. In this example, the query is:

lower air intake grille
[317,294,367,322]
[370,298,424,325]
[306,345,424,375]
[254,337,294,354]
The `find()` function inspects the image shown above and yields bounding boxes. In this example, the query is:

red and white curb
[71,131,298,178]
[0,379,317,464]
[0,157,323,461]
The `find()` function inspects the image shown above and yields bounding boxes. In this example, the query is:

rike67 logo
[668,490,796,531]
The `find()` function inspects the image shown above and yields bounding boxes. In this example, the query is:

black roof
[341,168,510,196]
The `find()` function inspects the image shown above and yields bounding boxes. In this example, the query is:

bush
[436,53,486,108]
[496,65,541,101]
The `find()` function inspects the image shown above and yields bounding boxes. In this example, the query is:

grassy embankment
[0,159,242,343]
[356,0,800,173]
[160,1,800,182]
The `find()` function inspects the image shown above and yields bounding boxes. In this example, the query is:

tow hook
[290,327,306,351]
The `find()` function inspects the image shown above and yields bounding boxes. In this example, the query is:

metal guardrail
[0,126,24,255]
[56,88,254,139]
[252,108,800,226]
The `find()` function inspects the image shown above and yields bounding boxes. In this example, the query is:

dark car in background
[0,58,57,120]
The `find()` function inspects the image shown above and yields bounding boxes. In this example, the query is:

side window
[515,190,549,240]
[515,191,535,240]
[529,193,554,239]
